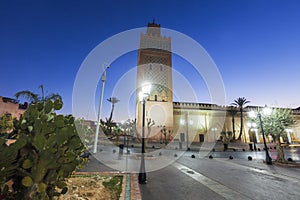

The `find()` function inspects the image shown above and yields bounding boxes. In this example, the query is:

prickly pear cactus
[0,136,27,199]
[0,100,86,199]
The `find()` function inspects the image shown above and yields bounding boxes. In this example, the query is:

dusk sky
[1,0,300,121]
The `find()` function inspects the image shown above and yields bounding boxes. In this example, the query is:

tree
[14,84,62,104]
[145,118,155,148]
[106,97,119,134]
[231,97,250,140]
[160,125,172,145]
[127,119,139,142]
[107,97,119,123]
[220,131,233,151]
[227,106,238,140]
[254,108,295,163]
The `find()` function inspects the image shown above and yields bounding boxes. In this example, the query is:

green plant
[14,84,62,104]
[253,108,295,163]
[231,97,250,140]
[221,131,232,144]
[221,131,233,151]
[102,175,123,200]
[0,99,86,199]
[0,113,14,135]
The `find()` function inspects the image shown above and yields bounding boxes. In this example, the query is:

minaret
[136,20,173,132]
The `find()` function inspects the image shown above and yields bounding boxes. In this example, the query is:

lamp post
[247,122,257,151]
[249,107,272,165]
[93,63,110,154]
[138,83,151,184]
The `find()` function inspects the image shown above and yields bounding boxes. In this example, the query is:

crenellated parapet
[173,102,227,111]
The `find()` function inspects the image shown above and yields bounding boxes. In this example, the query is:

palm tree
[231,97,250,140]
[14,84,62,104]
[227,106,238,140]
[105,97,119,134]
[107,97,120,123]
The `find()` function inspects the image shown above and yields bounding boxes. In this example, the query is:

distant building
[0,96,27,119]
[135,21,300,144]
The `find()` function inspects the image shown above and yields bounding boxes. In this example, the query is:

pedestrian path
[172,162,252,200]
[214,158,300,183]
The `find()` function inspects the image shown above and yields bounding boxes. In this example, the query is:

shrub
[0,100,86,199]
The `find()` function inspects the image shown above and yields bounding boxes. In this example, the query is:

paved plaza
[81,142,300,200]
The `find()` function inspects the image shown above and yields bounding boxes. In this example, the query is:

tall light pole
[93,63,110,154]
[138,83,151,184]
[249,107,272,165]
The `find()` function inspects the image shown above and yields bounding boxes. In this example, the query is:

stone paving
[80,141,300,200]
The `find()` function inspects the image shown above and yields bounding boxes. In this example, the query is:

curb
[130,174,142,200]
[273,161,300,168]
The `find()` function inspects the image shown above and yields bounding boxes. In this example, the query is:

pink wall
[0,96,26,119]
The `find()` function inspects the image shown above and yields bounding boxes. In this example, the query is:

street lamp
[93,63,110,154]
[247,122,258,151]
[138,82,151,184]
[248,106,272,165]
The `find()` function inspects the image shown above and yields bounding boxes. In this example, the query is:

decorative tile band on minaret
[136,21,173,132]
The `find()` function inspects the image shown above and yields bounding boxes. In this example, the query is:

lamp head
[142,82,151,95]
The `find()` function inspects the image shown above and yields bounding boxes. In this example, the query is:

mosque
[135,20,300,145]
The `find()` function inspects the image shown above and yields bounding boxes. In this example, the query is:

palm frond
[45,93,62,102]
[14,91,39,103]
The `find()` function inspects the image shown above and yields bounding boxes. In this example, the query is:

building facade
[136,21,300,144]
[0,96,27,119]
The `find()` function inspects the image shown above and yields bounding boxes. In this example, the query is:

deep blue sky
[1,0,300,121]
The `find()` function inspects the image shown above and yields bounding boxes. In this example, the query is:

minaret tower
[136,20,173,130]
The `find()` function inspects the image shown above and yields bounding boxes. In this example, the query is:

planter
[58,173,126,200]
